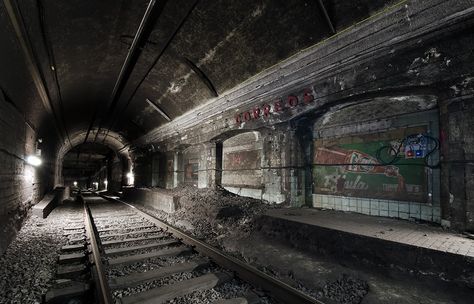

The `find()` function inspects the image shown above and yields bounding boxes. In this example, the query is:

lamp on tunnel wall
[126,172,134,186]
[25,139,43,167]
[104,179,108,190]
[26,155,42,166]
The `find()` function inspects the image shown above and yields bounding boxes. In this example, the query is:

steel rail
[99,194,324,304]
[83,201,114,304]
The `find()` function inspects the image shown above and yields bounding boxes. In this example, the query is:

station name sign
[235,88,315,125]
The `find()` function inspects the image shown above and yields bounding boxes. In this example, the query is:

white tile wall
[312,194,441,223]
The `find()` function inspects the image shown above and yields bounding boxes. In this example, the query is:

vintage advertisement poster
[167,159,174,180]
[185,160,199,182]
[223,150,261,170]
[313,127,427,202]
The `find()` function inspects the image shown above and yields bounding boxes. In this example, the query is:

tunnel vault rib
[102,0,200,145]
[133,0,474,148]
[89,0,169,145]
[3,0,69,144]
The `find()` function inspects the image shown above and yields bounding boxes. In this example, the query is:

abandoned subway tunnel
[1,0,474,303]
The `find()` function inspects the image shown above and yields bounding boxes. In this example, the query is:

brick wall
[0,95,53,253]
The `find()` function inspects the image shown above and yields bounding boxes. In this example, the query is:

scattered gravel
[127,186,371,304]
[0,204,82,304]
[132,185,277,249]
[112,262,275,304]
[322,274,369,304]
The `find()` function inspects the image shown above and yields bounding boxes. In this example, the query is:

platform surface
[266,208,474,258]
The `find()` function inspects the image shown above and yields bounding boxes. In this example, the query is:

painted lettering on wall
[235,88,315,125]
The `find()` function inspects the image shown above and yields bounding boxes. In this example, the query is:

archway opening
[62,142,125,192]
[221,131,263,199]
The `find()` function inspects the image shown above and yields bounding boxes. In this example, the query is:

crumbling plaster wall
[133,1,474,229]
[440,79,474,231]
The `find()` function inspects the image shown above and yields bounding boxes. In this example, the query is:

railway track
[54,194,324,304]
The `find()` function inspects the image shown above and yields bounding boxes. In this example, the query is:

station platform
[260,208,474,286]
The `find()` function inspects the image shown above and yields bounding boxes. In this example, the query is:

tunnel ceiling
[0,0,398,144]
[62,143,113,177]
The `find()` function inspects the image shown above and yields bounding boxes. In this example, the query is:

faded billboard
[313,127,427,202]
[167,159,173,179]
[185,160,199,182]
[223,150,261,170]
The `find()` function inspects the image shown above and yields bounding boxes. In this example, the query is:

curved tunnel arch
[55,129,134,186]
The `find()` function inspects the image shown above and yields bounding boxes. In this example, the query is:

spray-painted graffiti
[313,127,427,202]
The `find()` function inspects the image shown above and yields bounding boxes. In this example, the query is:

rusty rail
[99,193,324,304]
[83,199,114,304]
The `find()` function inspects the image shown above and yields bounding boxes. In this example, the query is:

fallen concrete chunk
[32,194,56,219]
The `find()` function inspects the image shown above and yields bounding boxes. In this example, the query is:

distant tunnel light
[73,181,78,187]
[104,180,108,190]
[26,155,42,166]
[126,172,135,185]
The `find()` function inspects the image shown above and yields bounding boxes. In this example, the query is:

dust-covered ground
[128,186,372,304]
[127,186,474,304]
[134,185,276,248]
[0,202,82,304]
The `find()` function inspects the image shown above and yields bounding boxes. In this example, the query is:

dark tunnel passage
[1,0,474,303]
[61,143,126,192]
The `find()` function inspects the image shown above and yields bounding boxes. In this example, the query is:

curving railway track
[51,193,324,304]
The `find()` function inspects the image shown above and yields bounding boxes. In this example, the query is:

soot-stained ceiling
[62,142,113,178]
[0,0,398,145]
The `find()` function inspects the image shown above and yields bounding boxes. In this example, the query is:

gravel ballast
[0,204,83,304]
[125,185,474,304]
